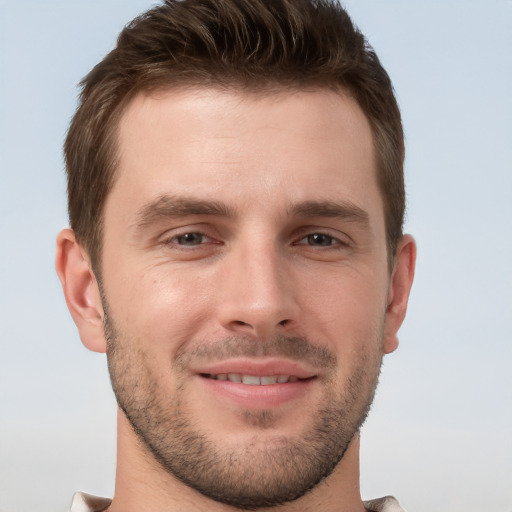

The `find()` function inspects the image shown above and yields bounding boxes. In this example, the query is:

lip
[192,358,318,409]
[192,358,318,380]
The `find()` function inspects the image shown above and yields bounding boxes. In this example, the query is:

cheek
[300,266,388,349]
[103,261,217,352]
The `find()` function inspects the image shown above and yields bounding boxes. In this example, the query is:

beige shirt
[69,491,407,511]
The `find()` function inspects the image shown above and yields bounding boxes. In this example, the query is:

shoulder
[69,492,111,512]
[364,496,407,512]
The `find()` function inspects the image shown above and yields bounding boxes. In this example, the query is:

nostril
[225,318,292,335]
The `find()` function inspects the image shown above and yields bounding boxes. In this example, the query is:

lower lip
[198,376,315,409]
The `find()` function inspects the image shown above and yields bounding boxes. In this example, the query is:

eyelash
[295,232,346,248]
[161,230,347,250]
[162,231,216,248]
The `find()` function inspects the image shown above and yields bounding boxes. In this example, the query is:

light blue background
[1,1,511,511]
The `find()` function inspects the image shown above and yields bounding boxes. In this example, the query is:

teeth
[260,376,278,385]
[242,375,260,385]
[209,374,300,385]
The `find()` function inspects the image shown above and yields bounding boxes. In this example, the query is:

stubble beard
[104,311,383,510]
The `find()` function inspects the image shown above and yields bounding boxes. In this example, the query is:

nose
[217,240,300,340]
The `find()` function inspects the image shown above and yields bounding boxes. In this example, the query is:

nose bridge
[218,232,297,337]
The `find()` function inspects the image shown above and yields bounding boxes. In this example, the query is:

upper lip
[192,358,318,379]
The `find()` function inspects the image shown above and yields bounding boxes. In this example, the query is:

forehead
[110,87,381,221]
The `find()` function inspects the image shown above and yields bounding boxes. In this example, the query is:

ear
[55,228,107,353]
[383,234,417,354]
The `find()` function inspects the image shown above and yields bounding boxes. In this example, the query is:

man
[55,0,416,511]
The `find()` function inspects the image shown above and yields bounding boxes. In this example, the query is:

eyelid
[297,235,344,248]
[292,227,351,247]
[178,232,211,244]
[158,225,221,248]
[163,232,211,244]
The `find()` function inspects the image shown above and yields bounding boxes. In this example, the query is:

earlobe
[383,234,417,354]
[55,228,107,353]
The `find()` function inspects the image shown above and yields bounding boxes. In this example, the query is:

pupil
[179,233,202,245]
[309,234,331,246]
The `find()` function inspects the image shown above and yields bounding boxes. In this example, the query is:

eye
[173,232,209,246]
[173,233,208,246]
[298,233,341,247]
[157,228,222,260]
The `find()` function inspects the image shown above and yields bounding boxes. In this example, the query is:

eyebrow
[134,195,236,229]
[134,195,370,231]
[288,200,370,225]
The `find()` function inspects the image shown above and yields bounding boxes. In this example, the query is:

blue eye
[174,232,207,246]
[303,233,337,246]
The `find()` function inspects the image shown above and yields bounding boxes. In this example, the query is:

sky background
[0,1,511,511]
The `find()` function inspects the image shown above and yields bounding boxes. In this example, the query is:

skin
[56,88,416,512]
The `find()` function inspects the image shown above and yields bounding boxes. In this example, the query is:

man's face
[100,88,394,507]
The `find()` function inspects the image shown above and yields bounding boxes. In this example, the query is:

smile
[197,367,317,410]
[201,373,311,385]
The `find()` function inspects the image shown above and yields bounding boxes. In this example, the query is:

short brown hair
[64,0,404,273]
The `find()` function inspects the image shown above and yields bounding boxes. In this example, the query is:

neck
[109,409,367,512]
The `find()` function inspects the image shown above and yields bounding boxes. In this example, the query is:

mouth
[199,373,314,385]
[194,360,318,409]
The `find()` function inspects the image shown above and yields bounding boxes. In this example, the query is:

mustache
[174,335,337,371]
